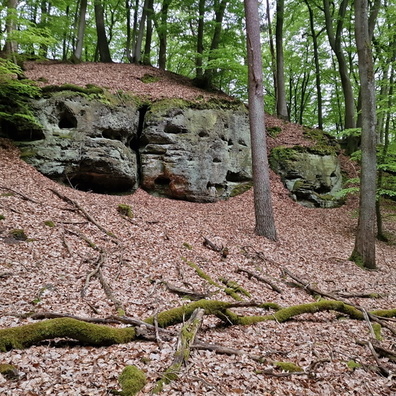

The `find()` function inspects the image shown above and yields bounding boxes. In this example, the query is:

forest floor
[0,62,395,395]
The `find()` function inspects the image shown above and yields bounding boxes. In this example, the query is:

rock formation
[8,90,252,202]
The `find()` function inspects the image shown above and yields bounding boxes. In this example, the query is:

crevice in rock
[131,105,150,183]
[226,170,250,182]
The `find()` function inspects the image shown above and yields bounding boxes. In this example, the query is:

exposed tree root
[0,317,136,352]
[152,308,204,394]
[2,299,395,353]
[50,188,117,238]
[236,267,282,293]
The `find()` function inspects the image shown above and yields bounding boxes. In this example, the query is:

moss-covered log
[0,317,136,352]
[152,308,204,394]
[1,300,395,352]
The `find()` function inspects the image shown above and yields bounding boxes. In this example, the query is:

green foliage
[0,59,42,137]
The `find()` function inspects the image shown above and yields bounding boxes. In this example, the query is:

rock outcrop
[16,92,140,194]
[3,87,345,206]
[270,146,343,208]
[8,91,252,202]
[140,103,252,202]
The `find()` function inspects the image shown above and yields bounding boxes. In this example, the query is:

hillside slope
[0,62,395,395]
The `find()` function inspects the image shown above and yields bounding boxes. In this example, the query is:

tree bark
[4,0,19,61]
[142,0,154,65]
[196,0,205,79]
[133,0,150,63]
[94,0,112,62]
[244,0,277,241]
[323,0,356,130]
[72,0,88,63]
[305,0,323,129]
[156,0,172,69]
[275,0,289,120]
[351,0,377,269]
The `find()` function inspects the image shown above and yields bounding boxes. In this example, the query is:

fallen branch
[202,237,228,258]
[0,185,40,204]
[50,189,116,238]
[0,318,136,351]
[152,308,204,393]
[97,267,125,313]
[282,268,396,335]
[2,299,395,352]
[81,253,105,297]
[163,281,210,300]
[236,267,282,293]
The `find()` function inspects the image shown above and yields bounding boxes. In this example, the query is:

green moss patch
[117,204,133,218]
[0,318,136,352]
[118,365,146,396]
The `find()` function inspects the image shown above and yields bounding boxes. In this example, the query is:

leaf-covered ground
[0,62,395,395]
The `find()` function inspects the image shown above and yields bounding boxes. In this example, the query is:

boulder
[270,146,343,208]
[16,92,140,193]
[140,103,252,202]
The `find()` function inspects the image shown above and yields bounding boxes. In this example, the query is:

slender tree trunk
[72,0,88,63]
[275,0,289,120]
[266,0,277,115]
[323,0,356,130]
[4,0,19,62]
[133,0,149,63]
[196,0,205,79]
[244,0,277,241]
[94,0,112,62]
[351,0,377,269]
[143,0,154,65]
[305,0,323,129]
[126,0,132,62]
[202,0,229,86]
[157,0,172,69]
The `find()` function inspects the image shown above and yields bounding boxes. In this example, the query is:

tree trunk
[157,0,172,69]
[94,0,112,62]
[244,0,277,241]
[323,0,356,130]
[305,0,323,130]
[351,0,377,269]
[266,0,277,115]
[4,0,19,61]
[72,0,88,63]
[202,0,229,87]
[275,0,289,121]
[196,0,205,79]
[133,0,149,63]
[143,0,154,65]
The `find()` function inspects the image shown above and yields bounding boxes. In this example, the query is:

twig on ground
[236,267,282,293]
[163,281,209,300]
[50,188,117,238]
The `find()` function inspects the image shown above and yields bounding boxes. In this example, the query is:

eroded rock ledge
[2,88,344,205]
[10,91,252,202]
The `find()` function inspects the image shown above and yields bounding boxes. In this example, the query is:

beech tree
[275,0,288,120]
[244,0,277,240]
[350,0,377,269]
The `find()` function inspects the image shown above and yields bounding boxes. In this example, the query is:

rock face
[140,104,252,202]
[15,92,140,193]
[10,91,252,201]
[270,147,343,208]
